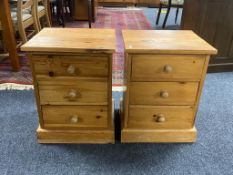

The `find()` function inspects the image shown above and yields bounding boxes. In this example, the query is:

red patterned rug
[0,7,152,90]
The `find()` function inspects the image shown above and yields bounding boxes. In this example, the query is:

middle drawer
[130,82,199,105]
[39,81,108,105]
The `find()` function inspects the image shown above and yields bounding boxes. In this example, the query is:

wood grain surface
[122,30,217,54]
[21,28,116,53]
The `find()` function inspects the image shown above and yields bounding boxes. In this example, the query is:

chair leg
[68,0,73,17]
[60,0,65,27]
[56,0,65,27]
[50,3,54,15]
[56,1,60,23]
[18,26,27,44]
[33,11,41,32]
[88,0,92,28]
[0,32,7,53]
[156,4,162,25]
[175,7,179,24]
[162,6,171,29]
[33,20,40,33]
[45,11,52,27]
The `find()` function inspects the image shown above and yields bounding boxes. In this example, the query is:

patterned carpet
[0,7,153,90]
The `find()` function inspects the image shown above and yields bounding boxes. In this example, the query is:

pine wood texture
[121,128,197,143]
[37,127,114,144]
[31,55,109,77]
[42,105,108,129]
[129,82,199,105]
[128,106,194,129]
[39,81,108,105]
[122,30,217,55]
[21,28,116,53]
[21,28,116,144]
[131,55,206,81]
[121,30,217,143]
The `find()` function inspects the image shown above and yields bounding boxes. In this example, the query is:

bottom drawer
[42,106,108,129]
[128,106,194,129]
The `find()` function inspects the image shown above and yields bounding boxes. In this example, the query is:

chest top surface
[21,28,116,54]
[122,30,217,55]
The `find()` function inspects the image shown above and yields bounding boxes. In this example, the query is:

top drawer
[31,55,109,78]
[131,55,206,81]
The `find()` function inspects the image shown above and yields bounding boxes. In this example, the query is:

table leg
[0,0,20,71]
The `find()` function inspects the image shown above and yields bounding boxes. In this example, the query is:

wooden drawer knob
[153,114,166,123]
[160,91,169,98]
[96,115,101,119]
[164,65,173,73]
[48,71,55,77]
[67,65,76,74]
[70,115,79,123]
[66,89,79,101]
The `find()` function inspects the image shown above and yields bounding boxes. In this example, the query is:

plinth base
[37,127,115,144]
[121,128,197,143]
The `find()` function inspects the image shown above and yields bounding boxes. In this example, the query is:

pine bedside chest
[121,30,217,143]
[21,28,116,144]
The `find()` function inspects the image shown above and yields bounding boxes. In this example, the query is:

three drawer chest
[121,30,217,143]
[21,28,116,143]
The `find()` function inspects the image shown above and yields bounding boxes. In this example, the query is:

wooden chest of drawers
[21,28,116,144]
[121,30,217,143]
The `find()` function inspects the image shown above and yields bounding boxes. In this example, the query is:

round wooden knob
[164,65,173,73]
[66,89,78,101]
[48,71,54,77]
[67,65,76,74]
[96,115,101,119]
[154,114,166,123]
[70,115,79,123]
[160,91,169,98]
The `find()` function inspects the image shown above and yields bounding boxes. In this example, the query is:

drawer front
[42,106,108,129]
[31,55,108,77]
[130,82,199,105]
[39,81,108,105]
[131,55,205,81]
[128,106,194,129]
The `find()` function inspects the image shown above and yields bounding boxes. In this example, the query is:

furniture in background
[10,0,39,43]
[121,30,217,143]
[50,0,92,28]
[181,0,233,72]
[136,0,160,7]
[50,0,72,27]
[0,20,7,54]
[156,0,184,28]
[73,0,97,28]
[0,0,20,71]
[0,0,39,60]
[21,28,116,143]
[0,0,39,71]
[36,0,51,30]
[98,0,135,6]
